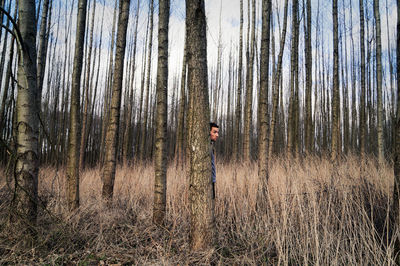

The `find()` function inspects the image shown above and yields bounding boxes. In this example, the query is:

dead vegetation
[0,156,397,264]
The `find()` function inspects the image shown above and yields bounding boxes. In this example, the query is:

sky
[1,0,398,124]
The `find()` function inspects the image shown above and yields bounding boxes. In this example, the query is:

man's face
[210,127,219,142]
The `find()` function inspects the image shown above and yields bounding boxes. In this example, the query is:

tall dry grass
[0,156,397,264]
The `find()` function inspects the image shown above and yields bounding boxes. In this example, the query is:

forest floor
[0,156,398,265]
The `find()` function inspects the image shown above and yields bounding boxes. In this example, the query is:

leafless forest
[1,0,400,264]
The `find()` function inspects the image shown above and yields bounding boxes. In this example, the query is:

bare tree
[66,0,87,210]
[153,0,170,225]
[269,0,288,159]
[304,0,312,153]
[331,0,340,161]
[186,0,214,251]
[359,0,366,159]
[258,0,271,202]
[13,0,39,225]
[243,0,256,161]
[234,0,243,161]
[374,0,384,163]
[102,0,131,200]
[392,0,400,254]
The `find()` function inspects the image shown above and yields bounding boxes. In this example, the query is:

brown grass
[0,155,397,265]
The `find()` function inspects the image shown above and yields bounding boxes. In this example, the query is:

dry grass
[0,155,398,265]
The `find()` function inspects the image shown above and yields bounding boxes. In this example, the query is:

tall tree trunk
[123,0,140,165]
[350,1,357,152]
[287,0,299,156]
[186,0,213,251]
[14,0,39,227]
[257,0,271,203]
[304,0,312,154]
[269,0,288,159]
[234,0,243,161]
[66,0,87,210]
[140,0,154,160]
[374,0,384,163]
[102,0,130,200]
[243,0,256,161]
[331,0,340,161]
[392,0,400,255]
[153,0,170,225]
[79,0,96,170]
[176,32,187,166]
[359,0,366,159]
[100,0,118,164]
[36,0,50,106]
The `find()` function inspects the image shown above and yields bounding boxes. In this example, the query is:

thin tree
[234,0,243,161]
[243,0,256,161]
[374,0,384,163]
[79,0,96,170]
[269,0,288,159]
[66,0,87,210]
[258,0,271,202]
[304,0,312,153]
[287,0,299,156]
[176,31,187,166]
[153,0,170,225]
[331,0,340,161]
[186,0,214,251]
[102,0,131,200]
[359,0,366,159]
[392,0,400,256]
[140,0,154,160]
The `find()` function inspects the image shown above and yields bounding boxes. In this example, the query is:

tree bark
[243,0,256,161]
[102,0,130,200]
[14,0,39,226]
[374,0,384,163]
[257,0,271,202]
[392,0,400,255]
[153,0,169,225]
[140,0,154,160]
[79,0,96,170]
[359,0,366,159]
[304,0,312,153]
[269,0,288,159]
[331,0,340,161]
[186,0,214,251]
[66,0,87,210]
[287,0,299,156]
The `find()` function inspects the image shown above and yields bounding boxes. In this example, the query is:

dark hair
[210,122,219,130]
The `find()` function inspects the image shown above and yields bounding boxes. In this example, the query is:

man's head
[210,122,219,142]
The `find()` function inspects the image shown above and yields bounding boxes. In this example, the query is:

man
[210,122,219,199]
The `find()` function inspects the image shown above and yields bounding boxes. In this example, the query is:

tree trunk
[153,0,169,225]
[36,0,50,106]
[257,0,271,203]
[79,0,96,170]
[392,0,400,255]
[234,0,243,161]
[359,0,366,159]
[287,0,299,156]
[243,0,256,161]
[102,0,130,200]
[331,0,340,161]
[140,0,154,160]
[14,0,39,227]
[66,0,87,210]
[374,0,384,163]
[269,0,288,159]
[176,32,187,166]
[186,0,214,251]
[304,0,312,154]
